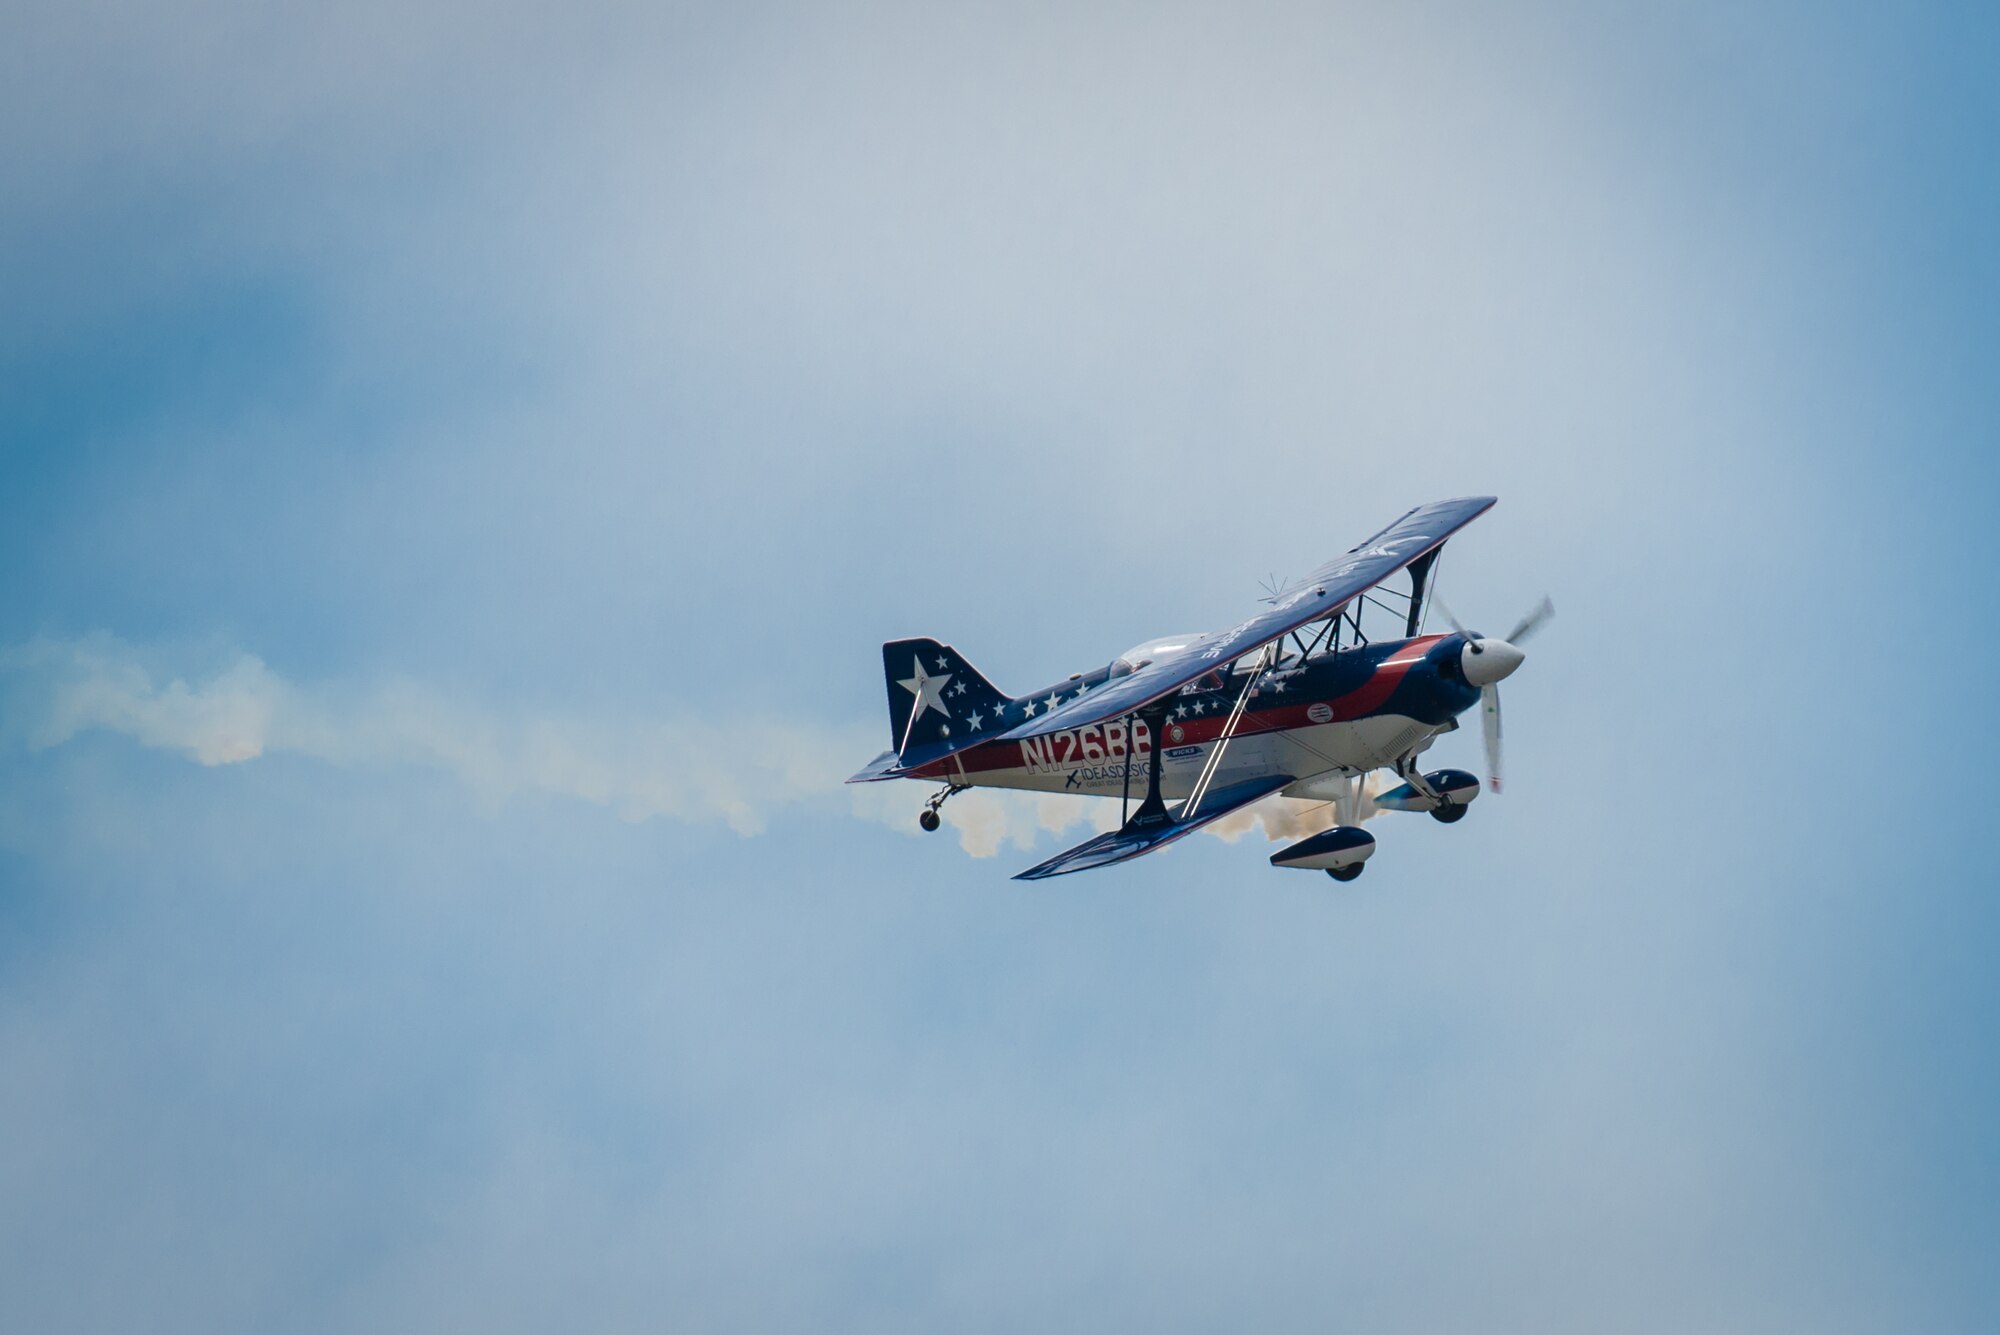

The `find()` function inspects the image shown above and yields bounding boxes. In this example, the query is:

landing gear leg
[919,784,965,833]
[1393,753,1442,805]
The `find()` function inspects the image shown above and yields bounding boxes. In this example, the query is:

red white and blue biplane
[849,496,1550,880]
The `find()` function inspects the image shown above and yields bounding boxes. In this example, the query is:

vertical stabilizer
[881,638,1010,757]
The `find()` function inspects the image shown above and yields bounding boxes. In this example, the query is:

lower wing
[1012,773,1295,881]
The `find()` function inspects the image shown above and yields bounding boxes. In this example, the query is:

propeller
[1505,595,1555,646]
[1256,572,1295,606]
[1429,592,1469,638]
[1429,593,1553,794]
[1481,682,1505,794]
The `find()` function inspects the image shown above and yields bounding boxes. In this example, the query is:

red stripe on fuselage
[1325,634,1443,721]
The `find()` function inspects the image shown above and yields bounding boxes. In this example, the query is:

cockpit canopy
[1110,633,1207,677]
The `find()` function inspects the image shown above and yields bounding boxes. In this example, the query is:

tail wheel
[919,809,941,833]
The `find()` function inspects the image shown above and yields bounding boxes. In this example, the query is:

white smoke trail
[845,780,1120,859]
[1205,772,1392,845]
[1,634,868,836]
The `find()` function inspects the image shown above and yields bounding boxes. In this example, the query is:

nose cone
[1461,637,1525,687]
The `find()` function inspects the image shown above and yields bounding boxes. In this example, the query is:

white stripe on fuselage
[962,716,1441,798]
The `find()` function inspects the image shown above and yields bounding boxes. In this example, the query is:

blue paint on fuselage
[1281,633,1482,726]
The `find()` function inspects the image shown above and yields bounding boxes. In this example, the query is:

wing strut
[1183,643,1276,820]
[1119,711,1135,826]
[1405,547,1442,638]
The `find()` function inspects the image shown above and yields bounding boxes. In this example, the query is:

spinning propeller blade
[1482,685,1503,793]
[1505,595,1555,645]
[1429,592,1469,638]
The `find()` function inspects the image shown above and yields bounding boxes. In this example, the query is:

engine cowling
[1270,825,1376,872]
[1372,768,1480,812]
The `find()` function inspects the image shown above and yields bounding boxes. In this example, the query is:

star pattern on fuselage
[905,653,1353,747]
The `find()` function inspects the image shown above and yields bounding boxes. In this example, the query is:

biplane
[848,496,1549,880]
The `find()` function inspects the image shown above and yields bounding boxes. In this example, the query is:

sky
[3,2,1997,1331]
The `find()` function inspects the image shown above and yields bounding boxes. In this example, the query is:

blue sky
[3,3,1996,1331]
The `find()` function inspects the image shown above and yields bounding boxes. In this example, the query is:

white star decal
[967,711,983,730]
[936,655,949,671]
[1022,699,1038,718]
[897,656,954,722]
[1174,704,1188,719]
[1043,693,1060,712]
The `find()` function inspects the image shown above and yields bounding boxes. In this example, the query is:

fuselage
[906,633,1483,799]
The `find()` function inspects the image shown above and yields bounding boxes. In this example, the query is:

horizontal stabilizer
[842,733,988,784]
[846,749,903,784]
[1012,773,1294,881]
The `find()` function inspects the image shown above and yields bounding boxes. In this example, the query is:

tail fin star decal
[877,638,1018,761]
[899,658,953,721]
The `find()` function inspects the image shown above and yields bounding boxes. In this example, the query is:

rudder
[881,638,1011,756]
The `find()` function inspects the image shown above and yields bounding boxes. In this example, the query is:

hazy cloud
[3,1,1993,1331]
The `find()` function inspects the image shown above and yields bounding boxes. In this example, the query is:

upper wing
[998,495,1495,742]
